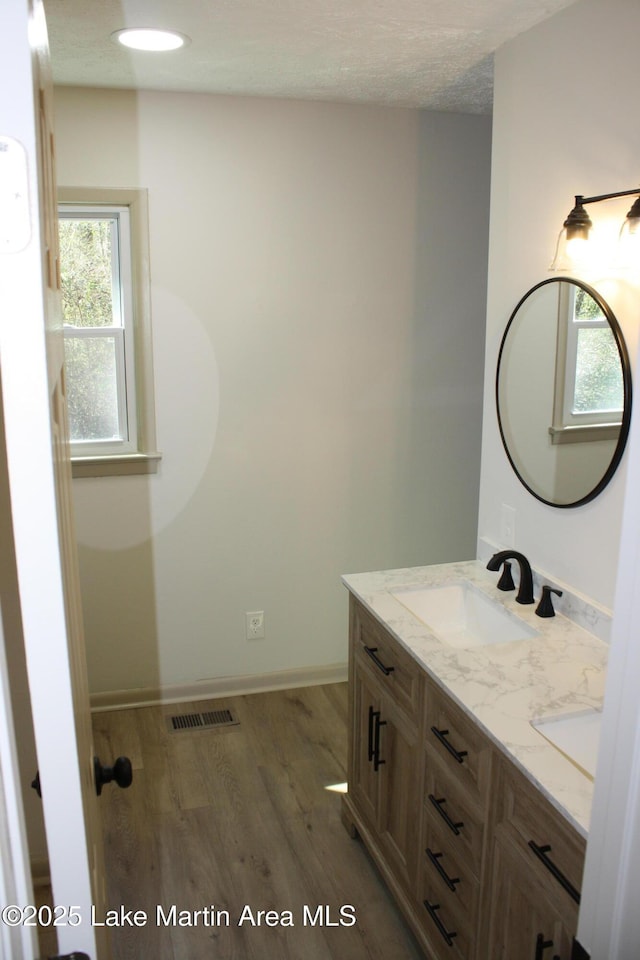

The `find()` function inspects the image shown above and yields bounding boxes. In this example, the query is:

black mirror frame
[496,277,633,508]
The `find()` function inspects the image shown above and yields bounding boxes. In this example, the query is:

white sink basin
[532,710,602,780]
[390,580,539,648]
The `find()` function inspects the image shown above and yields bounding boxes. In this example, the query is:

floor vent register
[167,707,239,733]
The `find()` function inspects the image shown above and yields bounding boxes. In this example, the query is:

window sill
[71,452,162,478]
[548,424,620,445]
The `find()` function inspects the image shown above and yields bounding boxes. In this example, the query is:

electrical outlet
[500,504,516,548]
[245,610,265,640]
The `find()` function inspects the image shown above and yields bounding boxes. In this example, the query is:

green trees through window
[572,287,623,416]
[59,218,113,326]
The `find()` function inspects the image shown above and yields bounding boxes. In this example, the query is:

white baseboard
[90,662,348,713]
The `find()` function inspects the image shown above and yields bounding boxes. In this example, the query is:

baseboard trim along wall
[90,662,349,712]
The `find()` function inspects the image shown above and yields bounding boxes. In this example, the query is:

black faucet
[487,550,535,605]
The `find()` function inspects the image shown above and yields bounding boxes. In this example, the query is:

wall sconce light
[550,187,640,270]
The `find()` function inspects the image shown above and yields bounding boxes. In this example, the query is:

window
[550,283,623,444]
[57,189,160,476]
[59,205,137,454]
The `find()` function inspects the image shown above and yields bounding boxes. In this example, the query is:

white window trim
[58,187,161,477]
[550,282,623,446]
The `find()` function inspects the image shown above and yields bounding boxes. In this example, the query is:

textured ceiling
[44,0,578,114]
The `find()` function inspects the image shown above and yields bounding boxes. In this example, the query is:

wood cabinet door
[376,695,420,890]
[350,660,382,830]
[487,835,574,960]
[350,656,420,891]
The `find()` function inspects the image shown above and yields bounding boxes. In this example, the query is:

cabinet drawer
[423,753,485,876]
[419,872,475,960]
[422,808,480,924]
[425,680,492,805]
[497,760,586,914]
[351,598,421,720]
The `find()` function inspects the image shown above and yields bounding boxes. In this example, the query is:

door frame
[0,609,38,960]
[0,1,105,957]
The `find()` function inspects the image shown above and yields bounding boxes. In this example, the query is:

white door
[0,0,108,957]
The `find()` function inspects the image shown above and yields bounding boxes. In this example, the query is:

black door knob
[94,755,133,796]
[49,954,91,959]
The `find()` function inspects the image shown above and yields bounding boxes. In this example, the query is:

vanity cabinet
[343,595,587,960]
[485,759,586,960]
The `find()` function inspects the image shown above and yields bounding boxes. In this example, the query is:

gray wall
[53,88,491,697]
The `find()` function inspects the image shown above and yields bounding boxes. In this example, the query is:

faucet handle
[497,560,516,592]
[536,585,563,618]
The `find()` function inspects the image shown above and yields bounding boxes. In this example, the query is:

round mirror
[496,278,632,507]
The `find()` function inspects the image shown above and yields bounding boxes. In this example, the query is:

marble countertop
[342,559,609,838]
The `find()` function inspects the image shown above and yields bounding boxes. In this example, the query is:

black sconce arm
[576,187,640,206]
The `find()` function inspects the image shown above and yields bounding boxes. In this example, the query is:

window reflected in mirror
[496,278,632,507]
[551,283,623,444]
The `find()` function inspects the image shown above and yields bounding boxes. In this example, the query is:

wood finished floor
[90,683,423,960]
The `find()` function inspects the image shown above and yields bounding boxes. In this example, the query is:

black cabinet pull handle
[428,794,464,835]
[534,933,554,960]
[364,646,395,676]
[373,714,386,771]
[426,848,460,892]
[367,706,375,762]
[431,727,468,764]
[528,841,581,904]
[423,900,457,947]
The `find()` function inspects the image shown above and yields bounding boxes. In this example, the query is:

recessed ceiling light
[111,28,190,52]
